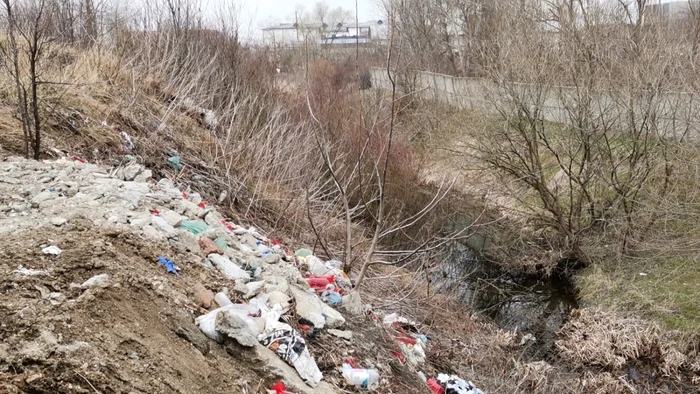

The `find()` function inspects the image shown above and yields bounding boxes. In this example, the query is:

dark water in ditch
[432,242,578,360]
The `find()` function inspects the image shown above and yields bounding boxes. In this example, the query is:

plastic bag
[196,304,257,342]
[260,328,322,387]
[306,255,331,276]
[180,219,208,235]
[321,290,342,305]
[294,248,313,258]
[434,373,483,394]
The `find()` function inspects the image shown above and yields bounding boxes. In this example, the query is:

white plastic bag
[196,304,258,342]
[307,255,331,276]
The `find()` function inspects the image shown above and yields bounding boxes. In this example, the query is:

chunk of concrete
[233,281,264,299]
[208,254,250,281]
[134,169,153,183]
[151,215,177,238]
[215,312,258,347]
[289,286,327,329]
[160,210,184,227]
[204,210,224,227]
[341,291,363,316]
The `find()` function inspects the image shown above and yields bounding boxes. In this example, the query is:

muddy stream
[433,242,578,360]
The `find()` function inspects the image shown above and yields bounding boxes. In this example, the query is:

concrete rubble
[0,156,358,393]
[0,156,451,394]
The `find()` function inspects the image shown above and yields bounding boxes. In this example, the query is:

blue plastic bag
[157,257,179,275]
[321,290,342,305]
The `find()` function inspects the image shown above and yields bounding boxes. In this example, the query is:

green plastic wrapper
[295,248,313,258]
[180,219,208,235]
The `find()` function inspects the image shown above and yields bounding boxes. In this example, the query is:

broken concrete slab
[215,312,258,347]
[289,286,327,329]
[160,210,185,227]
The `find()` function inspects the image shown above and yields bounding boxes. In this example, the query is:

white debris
[42,245,62,256]
[77,273,110,289]
[13,265,50,277]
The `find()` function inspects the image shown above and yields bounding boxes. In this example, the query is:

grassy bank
[396,99,700,333]
[579,254,700,331]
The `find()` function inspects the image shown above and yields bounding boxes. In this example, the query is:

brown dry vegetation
[0,0,699,393]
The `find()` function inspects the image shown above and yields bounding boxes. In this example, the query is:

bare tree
[0,0,52,159]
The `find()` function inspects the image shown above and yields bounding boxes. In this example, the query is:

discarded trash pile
[0,156,484,393]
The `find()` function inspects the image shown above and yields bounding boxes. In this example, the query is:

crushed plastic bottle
[256,240,272,255]
[342,359,379,388]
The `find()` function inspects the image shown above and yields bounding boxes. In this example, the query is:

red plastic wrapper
[427,378,445,394]
[397,336,418,345]
[306,275,335,289]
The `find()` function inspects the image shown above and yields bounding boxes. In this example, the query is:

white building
[262,20,387,47]
[647,1,691,18]
[262,23,327,47]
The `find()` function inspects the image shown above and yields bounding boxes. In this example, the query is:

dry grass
[555,307,700,389]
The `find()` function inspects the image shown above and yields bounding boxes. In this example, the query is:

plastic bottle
[256,241,271,255]
[427,378,445,394]
[342,362,380,388]
[214,292,232,307]
[306,275,335,289]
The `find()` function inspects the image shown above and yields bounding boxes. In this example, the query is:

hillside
[0,0,699,392]
[0,156,515,394]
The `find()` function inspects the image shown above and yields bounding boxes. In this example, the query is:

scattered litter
[156,257,179,275]
[42,245,62,256]
[305,255,331,276]
[199,237,224,255]
[196,303,259,343]
[12,265,50,277]
[342,358,379,388]
[218,190,228,203]
[391,350,405,362]
[321,289,342,305]
[269,382,297,394]
[256,241,272,255]
[220,219,235,232]
[429,373,483,394]
[120,131,134,152]
[295,248,313,258]
[180,219,208,235]
[260,328,323,387]
[167,156,182,171]
[213,237,228,250]
[520,333,536,345]
[306,275,335,290]
[639,272,648,276]
[383,312,419,332]
[208,254,250,280]
[427,378,444,394]
[328,329,352,340]
[214,292,232,307]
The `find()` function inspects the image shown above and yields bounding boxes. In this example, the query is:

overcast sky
[198,0,383,42]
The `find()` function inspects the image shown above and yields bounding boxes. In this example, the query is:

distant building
[647,1,691,18]
[262,23,327,47]
[262,20,387,47]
